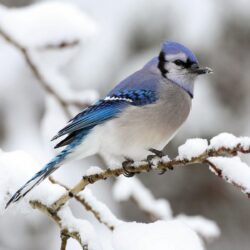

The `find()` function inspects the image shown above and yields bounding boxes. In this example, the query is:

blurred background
[0,0,250,249]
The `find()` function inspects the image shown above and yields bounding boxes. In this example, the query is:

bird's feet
[147,148,167,175]
[122,158,135,177]
[148,148,164,158]
[147,148,164,163]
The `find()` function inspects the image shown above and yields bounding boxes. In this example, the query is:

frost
[208,156,250,194]
[112,220,204,250]
[58,206,101,250]
[0,1,97,48]
[178,138,208,160]
[176,214,220,241]
[113,176,172,219]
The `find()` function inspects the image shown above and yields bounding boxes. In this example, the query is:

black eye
[174,59,185,66]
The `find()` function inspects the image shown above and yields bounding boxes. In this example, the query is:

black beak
[190,64,213,75]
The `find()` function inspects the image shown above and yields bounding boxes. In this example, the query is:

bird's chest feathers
[99,87,191,159]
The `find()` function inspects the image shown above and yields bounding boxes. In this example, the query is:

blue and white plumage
[6,41,212,207]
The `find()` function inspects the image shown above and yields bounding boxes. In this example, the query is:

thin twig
[49,176,116,230]
[205,158,250,198]
[0,27,89,118]
[60,231,69,250]
[30,201,87,250]
[41,40,80,50]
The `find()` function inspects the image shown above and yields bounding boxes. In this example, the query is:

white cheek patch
[165,52,187,62]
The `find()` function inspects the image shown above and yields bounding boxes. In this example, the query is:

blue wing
[52,89,158,147]
[52,66,160,147]
[52,99,129,145]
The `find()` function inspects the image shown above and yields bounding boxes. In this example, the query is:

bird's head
[158,41,212,83]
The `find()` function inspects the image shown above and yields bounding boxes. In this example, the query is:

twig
[60,231,69,250]
[50,144,250,212]
[41,40,80,50]
[30,201,88,250]
[49,176,118,230]
[205,158,250,198]
[0,27,89,118]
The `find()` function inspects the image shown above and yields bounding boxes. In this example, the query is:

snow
[208,156,250,194]
[86,166,104,176]
[149,156,161,169]
[41,95,69,147]
[58,205,101,250]
[113,176,172,219]
[0,1,97,48]
[176,214,220,242]
[209,133,250,150]
[239,136,250,150]
[78,188,122,228]
[209,133,239,150]
[29,54,99,103]
[0,149,66,213]
[162,155,171,163]
[112,220,204,250]
[178,138,208,160]
[29,179,66,207]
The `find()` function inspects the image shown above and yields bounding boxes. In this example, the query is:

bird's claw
[147,148,170,175]
[158,165,173,175]
[122,158,135,177]
[147,148,164,169]
[148,148,164,158]
[158,169,166,175]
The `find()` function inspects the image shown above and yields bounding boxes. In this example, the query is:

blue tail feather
[6,129,89,208]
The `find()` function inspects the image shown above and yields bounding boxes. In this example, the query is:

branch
[30,201,88,249]
[60,232,69,250]
[50,139,250,212]
[0,27,90,118]
[40,40,80,50]
[49,177,120,230]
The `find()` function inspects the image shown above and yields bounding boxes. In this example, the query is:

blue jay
[6,41,212,207]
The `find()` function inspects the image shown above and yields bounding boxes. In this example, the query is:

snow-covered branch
[0,27,90,117]
[49,176,121,231]
[113,176,220,242]
[50,133,250,212]
[30,201,90,250]
[0,2,98,118]
[2,133,249,249]
[113,176,172,221]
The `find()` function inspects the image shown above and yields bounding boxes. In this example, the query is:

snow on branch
[113,176,172,220]
[206,157,250,196]
[175,214,220,242]
[49,133,250,212]
[112,220,205,250]
[113,176,220,242]
[0,149,105,249]
[1,133,249,249]
[31,201,101,250]
[49,176,122,231]
[0,2,98,118]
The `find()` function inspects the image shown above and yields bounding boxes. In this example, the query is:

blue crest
[161,41,198,63]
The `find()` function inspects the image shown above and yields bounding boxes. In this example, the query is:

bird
[6,41,212,208]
